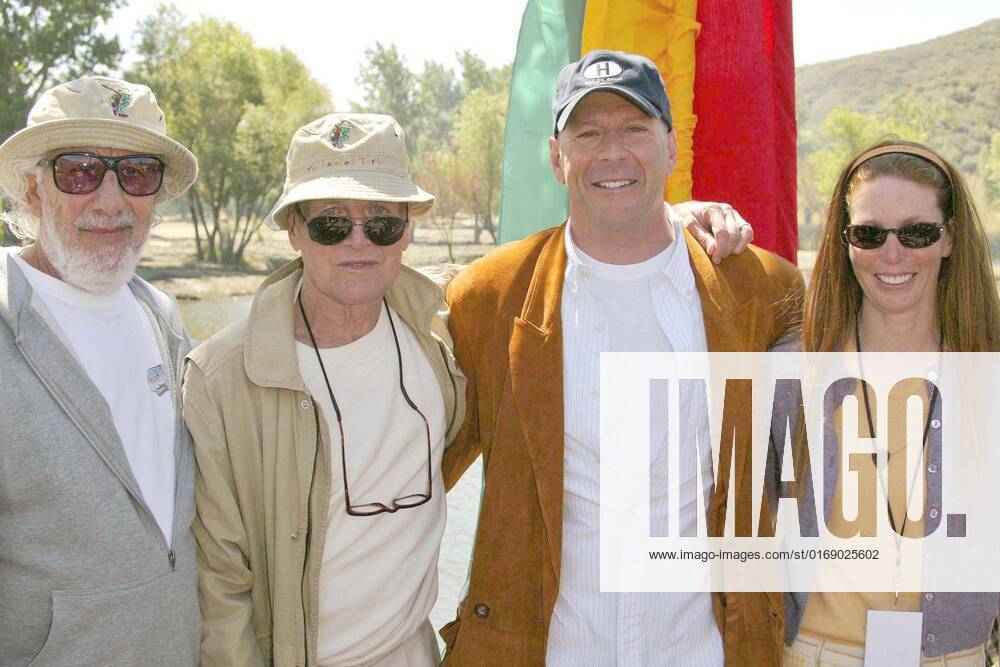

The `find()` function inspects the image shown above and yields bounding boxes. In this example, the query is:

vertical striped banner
[497,0,587,243]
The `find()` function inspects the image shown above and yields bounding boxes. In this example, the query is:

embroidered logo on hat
[583,61,623,80]
[102,84,133,118]
[330,121,352,148]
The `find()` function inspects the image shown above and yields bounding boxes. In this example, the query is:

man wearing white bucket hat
[183,112,465,667]
[0,76,200,666]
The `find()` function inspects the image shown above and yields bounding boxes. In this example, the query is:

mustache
[75,211,137,231]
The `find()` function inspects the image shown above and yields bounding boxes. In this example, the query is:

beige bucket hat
[0,76,198,202]
[265,113,434,230]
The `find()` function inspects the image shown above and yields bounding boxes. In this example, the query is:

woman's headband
[846,143,954,191]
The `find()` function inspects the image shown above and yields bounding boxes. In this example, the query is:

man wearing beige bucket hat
[0,76,200,666]
[182,112,465,667]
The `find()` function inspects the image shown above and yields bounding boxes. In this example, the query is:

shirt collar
[564,203,693,295]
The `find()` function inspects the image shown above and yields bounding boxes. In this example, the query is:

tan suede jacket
[182,259,466,667]
[440,224,804,666]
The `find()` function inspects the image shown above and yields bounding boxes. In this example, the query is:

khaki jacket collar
[509,222,761,591]
[243,258,449,390]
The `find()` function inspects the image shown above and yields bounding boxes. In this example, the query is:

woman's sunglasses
[38,152,165,197]
[296,204,408,246]
[841,222,946,250]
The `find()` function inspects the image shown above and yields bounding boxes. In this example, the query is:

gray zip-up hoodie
[0,248,199,666]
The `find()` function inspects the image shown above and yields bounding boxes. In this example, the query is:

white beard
[36,204,149,294]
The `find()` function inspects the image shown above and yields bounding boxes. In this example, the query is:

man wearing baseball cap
[439,50,803,665]
[0,76,200,665]
[183,112,467,666]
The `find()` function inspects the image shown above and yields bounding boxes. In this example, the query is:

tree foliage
[0,0,126,142]
[129,7,329,265]
[798,102,929,230]
[419,148,464,262]
[452,87,507,243]
[354,43,418,151]
[981,132,1000,208]
[0,0,127,245]
[355,45,510,245]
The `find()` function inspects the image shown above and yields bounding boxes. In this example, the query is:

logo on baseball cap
[553,50,672,135]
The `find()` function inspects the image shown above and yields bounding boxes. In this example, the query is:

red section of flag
[692,1,798,263]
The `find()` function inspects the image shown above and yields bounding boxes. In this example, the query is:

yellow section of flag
[581,0,700,203]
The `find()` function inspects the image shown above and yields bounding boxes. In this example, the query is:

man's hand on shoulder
[418,263,466,290]
[674,200,754,264]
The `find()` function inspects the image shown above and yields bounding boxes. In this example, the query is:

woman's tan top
[800,380,928,646]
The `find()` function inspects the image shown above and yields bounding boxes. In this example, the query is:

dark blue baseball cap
[553,50,673,136]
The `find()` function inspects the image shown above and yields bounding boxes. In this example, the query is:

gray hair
[0,158,44,240]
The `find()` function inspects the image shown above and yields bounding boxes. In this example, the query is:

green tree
[453,87,507,243]
[980,132,1000,207]
[413,61,461,159]
[0,0,127,245]
[457,50,511,97]
[0,0,126,142]
[418,148,467,262]
[354,43,418,151]
[800,105,929,228]
[130,8,329,264]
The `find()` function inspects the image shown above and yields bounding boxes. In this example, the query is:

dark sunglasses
[38,152,165,197]
[296,203,408,246]
[841,222,946,250]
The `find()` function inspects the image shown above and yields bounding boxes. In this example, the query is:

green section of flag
[498,0,586,244]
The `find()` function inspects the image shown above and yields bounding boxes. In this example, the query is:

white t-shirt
[296,304,446,667]
[12,252,177,546]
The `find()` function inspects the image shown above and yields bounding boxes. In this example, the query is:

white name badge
[864,610,923,667]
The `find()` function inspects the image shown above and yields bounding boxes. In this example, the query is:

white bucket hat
[0,76,198,202]
[265,113,434,230]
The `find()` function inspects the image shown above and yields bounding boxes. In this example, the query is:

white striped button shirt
[546,208,724,667]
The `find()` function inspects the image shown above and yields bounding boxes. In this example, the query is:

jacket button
[300,399,311,410]
[926,633,936,643]
[290,532,300,541]
[925,592,934,602]
[473,603,491,619]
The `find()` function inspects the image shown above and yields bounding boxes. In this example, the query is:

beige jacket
[182,259,466,667]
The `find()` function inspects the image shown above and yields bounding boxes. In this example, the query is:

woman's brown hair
[803,139,1000,352]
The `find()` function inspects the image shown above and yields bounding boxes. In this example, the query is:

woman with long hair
[782,139,1000,665]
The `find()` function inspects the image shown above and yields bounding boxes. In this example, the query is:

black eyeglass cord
[297,288,432,516]
[297,292,418,418]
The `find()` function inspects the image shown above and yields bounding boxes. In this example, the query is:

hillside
[796,19,1000,174]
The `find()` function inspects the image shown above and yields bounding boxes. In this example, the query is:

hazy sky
[103,1,999,108]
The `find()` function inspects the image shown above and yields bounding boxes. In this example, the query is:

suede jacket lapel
[509,224,568,588]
